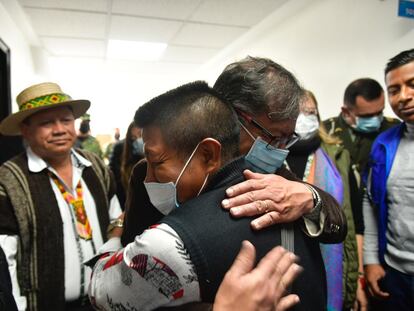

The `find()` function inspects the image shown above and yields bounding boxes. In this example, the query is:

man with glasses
[212,57,346,242]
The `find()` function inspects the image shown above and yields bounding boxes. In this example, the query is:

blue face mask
[241,122,289,173]
[355,114,383,133]
[144,143,209,215]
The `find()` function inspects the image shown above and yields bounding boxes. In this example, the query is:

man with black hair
[0,82,122,310]
[323,78,399,180]
[321,79,400,307]
[89,81,330,310]
[363,48,414,311]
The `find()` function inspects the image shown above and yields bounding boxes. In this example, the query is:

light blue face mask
[355,114,383,133]
[144,143,209,215]
[241,122,289,173]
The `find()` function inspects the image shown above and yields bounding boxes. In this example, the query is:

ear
[341,105,350,117]
[197,138,222,174]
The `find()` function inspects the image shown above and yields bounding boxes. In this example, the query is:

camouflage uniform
[322,114,400,233]
[75,135,103,159]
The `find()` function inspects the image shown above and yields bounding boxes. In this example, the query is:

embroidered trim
[19,93,71,111]
[50,174,92,240]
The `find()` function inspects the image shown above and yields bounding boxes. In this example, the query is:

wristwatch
[107,218,124,234]
[303,184,322,222]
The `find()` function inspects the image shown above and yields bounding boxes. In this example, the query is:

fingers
[225,175,265,198]
[253,246,288,278]
[275,294,300,311]
[242,169,266,180]
[251,211,282,230]
[226,241,256,276]
[227,199,273,217]
[367,279,389,298]
[274,263,303,298]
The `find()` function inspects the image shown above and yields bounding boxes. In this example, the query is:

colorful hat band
[19,93,72,112]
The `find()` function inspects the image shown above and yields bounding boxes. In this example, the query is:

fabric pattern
[89,224,199,310]
[19,93,71,111]
[307,148,344,311]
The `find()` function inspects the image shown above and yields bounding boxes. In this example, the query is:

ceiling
[17,0,289,65]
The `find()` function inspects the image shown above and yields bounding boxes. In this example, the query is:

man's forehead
[25,106,74,122]
[142,126,168,154]
[353,93,384,114]
[32,106,73,117]
[385,61,414,87]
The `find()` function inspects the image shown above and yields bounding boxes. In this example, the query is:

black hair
[134,81,239,163]
[385,48,414,75]
[79,120,90,134]
[343,78,383,107]
[213,56,303,121]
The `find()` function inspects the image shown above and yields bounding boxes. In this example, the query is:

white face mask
[295,113,319,140]
[144,143,209,215]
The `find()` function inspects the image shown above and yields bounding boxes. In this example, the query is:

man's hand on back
[221,170,314,230]
[213,240,301,311]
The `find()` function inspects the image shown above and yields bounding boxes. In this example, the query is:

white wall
[0,0,39,109]
[201,0,414,120]
[46,56,199,136]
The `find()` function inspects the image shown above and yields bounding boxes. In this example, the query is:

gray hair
[213,56,304,121]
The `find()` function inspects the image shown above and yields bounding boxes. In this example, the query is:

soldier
[75,113,103,158]
[322,78,400,310]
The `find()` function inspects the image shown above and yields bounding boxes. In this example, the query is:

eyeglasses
[237,109,299,149]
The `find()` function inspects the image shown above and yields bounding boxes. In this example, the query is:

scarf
[306,148,344,311]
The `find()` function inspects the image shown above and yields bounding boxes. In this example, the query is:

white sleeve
[0,235,27,311]
[89,224,201,310]
[303,210,326,237]
[363,191,380,265]
[302,185,325,237]
[108,195,122,221]
[97,237,122,255]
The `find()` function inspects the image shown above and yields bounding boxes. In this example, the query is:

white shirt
[89,224,200,310]
[0,148,122,310]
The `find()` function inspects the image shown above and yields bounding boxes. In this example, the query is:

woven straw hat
[0,82,90,135]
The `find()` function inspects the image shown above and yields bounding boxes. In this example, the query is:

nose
[52,121,65,134]
[400,85,413,102]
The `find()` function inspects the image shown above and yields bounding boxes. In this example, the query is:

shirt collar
[27,147,92,173]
